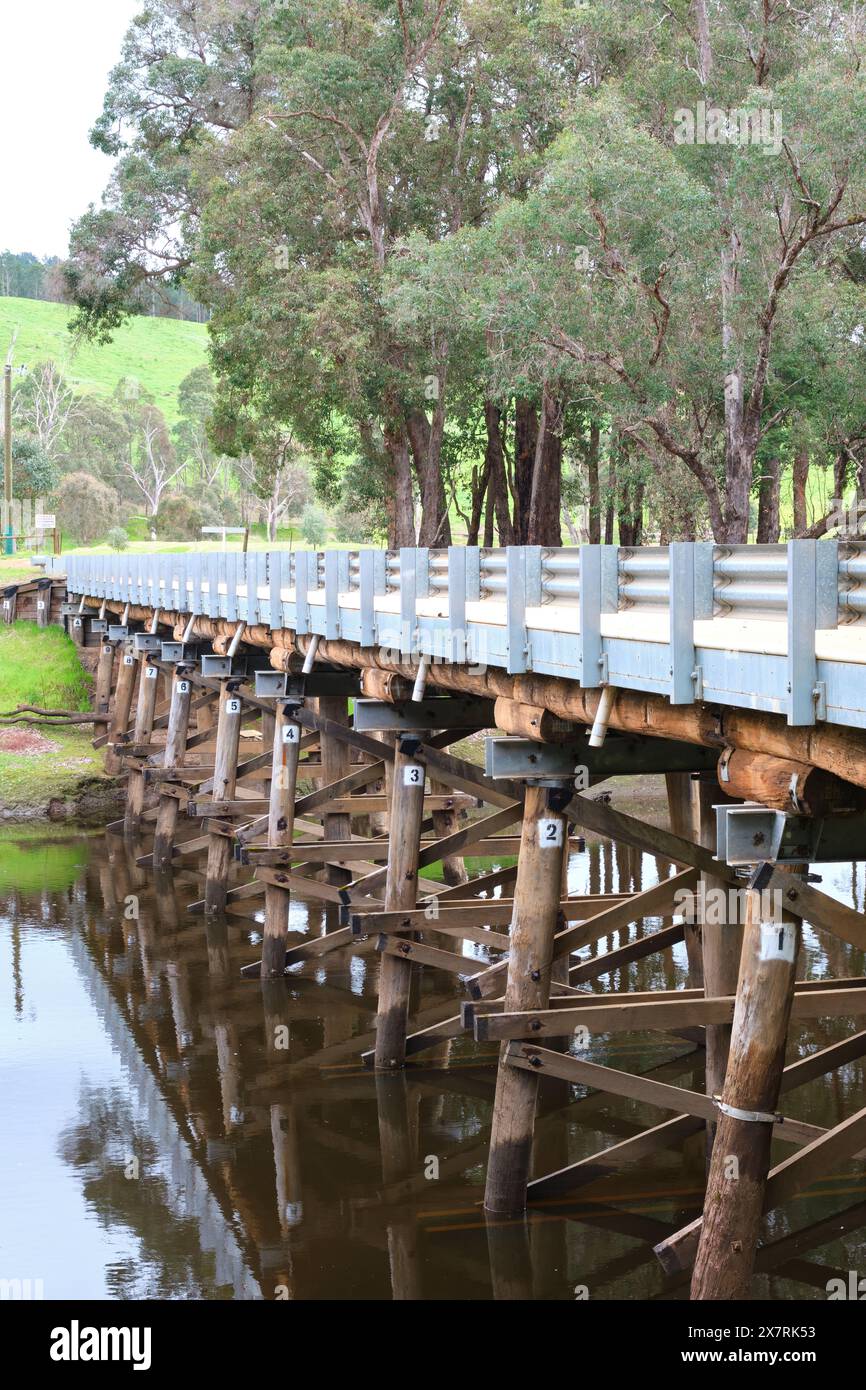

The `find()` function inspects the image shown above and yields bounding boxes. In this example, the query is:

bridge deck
[51,539,866,729]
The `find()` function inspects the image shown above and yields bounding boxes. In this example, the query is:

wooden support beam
[503,1044,823,1148]
[468,868,697,1000]
[376,935,479,977]
[352,894,633,937]
[665,771,703,988]
[691,889,801,1300]
[316,694,353,884]
[374,737,428,1069]
[153,673,195,870]
[204,685,244,915]
[124,656,160,833]
[262,703,302,978]
[654,1030,866,1277]
[94,642,114,719]
[350,802,524,901]
[104,648,138,775]
[569,921,685,984]
[484,782,571,1215]
[693,773,742,1156]
[475,984,866,1040]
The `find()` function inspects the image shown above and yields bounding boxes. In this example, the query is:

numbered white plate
[538,818,564,848]
[225,698,242,715]
[282,723,301,745]
[403,764,424,787]
[177,680,190,695]
[759,923,797,963]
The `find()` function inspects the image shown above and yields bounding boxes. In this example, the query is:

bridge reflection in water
[1,826,865,1301]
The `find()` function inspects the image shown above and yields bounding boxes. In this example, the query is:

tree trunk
[513,399,538,544]
[618,479,644,547]
[484,402,515,545]
[792,448,809,537]
[756,457,781,543]
[384,422,416,548]
[407,406,451,546]
[586,420,601,544]
[527,387,563,545]
[604,442,617,545]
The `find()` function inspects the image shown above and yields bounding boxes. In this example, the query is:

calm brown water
[1,826,865,1300]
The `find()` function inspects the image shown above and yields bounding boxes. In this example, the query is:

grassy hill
[0,297,208,423]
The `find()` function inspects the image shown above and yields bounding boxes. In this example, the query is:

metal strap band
[714,1097,783,1125]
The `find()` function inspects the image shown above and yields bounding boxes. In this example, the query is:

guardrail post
[359,549,386,648]
[399,546,421,661]
[669,542,696,705]
[787,540,817,726]
[447,546,467,664]
[294,551,311,635]
[578,545,602,688]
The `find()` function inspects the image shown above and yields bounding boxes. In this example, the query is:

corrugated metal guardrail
[49,540,866,730]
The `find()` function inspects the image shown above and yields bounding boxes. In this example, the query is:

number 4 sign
[538,818,564,848]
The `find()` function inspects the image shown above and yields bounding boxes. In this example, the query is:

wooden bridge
[25,540,866,1298]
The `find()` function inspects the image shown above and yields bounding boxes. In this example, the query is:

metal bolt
[530,1019,542,1031]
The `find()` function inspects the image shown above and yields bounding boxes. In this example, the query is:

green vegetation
[0,296,207,424]
[0,624,107,818]
[0,622,91,711]
[60,2,866,550]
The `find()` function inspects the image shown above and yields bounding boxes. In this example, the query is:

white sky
[0,0,142,259]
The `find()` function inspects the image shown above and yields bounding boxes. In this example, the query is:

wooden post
[104,645,138,776]
[124,656,160,833]
[665,771,703,987]
[204,681,244,915]
[374,736,427,1069]
[691,887,801,1299]
[693,773,743,1151]
[94,642,114,720]
[153,670,194,870]
[261,702,302,978]
[483,782,570,1216]
[316,695,352,883]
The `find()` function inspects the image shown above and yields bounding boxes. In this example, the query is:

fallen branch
[0,704,108,725]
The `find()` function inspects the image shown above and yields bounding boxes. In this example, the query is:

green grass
[0,296,208,424]
[0,622,91,710]
[0,623,106,815]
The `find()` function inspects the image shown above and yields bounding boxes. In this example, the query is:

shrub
[107,526,129,551]
[300,502,328,548]
[155,495,203,540]
[54,472,118,544]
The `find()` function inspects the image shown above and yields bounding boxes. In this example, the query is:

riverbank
[0,622,121,821]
